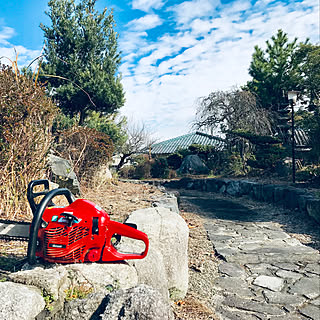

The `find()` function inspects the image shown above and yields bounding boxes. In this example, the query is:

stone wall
[164,178,320,224]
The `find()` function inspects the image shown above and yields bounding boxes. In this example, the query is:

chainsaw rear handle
[27,180,51,215]
[102,220,149,261]
[27,188,75,265]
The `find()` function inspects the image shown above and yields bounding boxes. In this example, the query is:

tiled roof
[149,131,225,155]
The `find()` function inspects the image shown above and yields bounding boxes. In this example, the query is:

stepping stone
[289,278,320,299]
[222,295,286,316]
[253,275,284,292]
[263,290,306,306]
[299,305,320,320]
[213,277,254,298]
[218,262,247,278]
[275,269,302,280]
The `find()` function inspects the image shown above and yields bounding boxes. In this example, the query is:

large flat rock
[0,282,45,320]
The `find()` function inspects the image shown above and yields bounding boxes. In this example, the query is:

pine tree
[40,0,125,124]
[295,44,320,160]
[246,30,302,111]
[295,43,320,106]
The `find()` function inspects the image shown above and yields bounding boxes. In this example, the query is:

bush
[134,161,152,179]
[295,165,320,183]
[295,169,314,182]
[212,151,247,176]
[151,158,168,178]
[84,111,127,151]
[167,153,183,170]
[55,126,114,182]
[119,165,135,179]
[52,112,78,134]
[176,148,191,158]
[232,130,287,171]
[247,144,286,170]
[167,169,177,179]
[0,65,58,219]
[188,144,215,163]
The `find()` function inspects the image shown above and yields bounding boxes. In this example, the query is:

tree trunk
[79,109,86,125]
[116,154,131,171]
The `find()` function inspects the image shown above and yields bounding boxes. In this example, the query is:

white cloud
[131,0,165,12]
[168,0,219,26]
[0,46,41,68]
[126,14,163,31]
[0,26,15,45]
[0,26,41,68]
[190,19,215,34]
[120,30,149,56]
[119,0,319,140]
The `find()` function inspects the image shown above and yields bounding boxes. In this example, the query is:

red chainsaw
[0,180,149,265]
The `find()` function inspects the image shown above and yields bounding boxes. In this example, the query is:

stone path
[181,191,320,320]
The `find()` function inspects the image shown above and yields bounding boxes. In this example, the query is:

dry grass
[55,126,114,183]
[81,180,163,222]
[0,65,57,221]
[173,295,218,320]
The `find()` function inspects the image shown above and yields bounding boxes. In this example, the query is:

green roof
[149,131,225,155]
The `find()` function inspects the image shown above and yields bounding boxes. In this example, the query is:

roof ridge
[153,132,195,146]
[147,132,225,155]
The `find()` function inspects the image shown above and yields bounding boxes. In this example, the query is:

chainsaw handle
[27,180,51,215]
[102,220,149,261]
[27,188,75,265]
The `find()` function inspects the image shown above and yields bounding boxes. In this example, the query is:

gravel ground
[173,203,220,320]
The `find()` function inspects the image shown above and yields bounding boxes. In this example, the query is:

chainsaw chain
[0,234,29,242]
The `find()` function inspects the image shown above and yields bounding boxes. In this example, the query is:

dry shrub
[55,126,114,182]
[133,161,151,179]
[0,65,58,220]
[168,169,177,179]
[118,165,135,179]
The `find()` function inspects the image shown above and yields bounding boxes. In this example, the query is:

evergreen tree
[295,44,320,161]
[231,130,286,170]
[40,0,125,124]
[84,111,127,151]
[295,43,320,106]
[245,29,302,111]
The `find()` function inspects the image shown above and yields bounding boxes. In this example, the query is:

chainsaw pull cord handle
[27,188,74,265]
[27,180,50,215]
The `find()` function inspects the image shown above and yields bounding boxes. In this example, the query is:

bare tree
[116,122,156,171]
[193,89,274,136]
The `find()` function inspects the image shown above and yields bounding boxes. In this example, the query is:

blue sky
[0,0,319,140]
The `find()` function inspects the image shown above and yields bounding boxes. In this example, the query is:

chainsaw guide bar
[0,219,30,241]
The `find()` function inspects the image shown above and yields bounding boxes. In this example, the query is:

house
[147,131,225,156]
